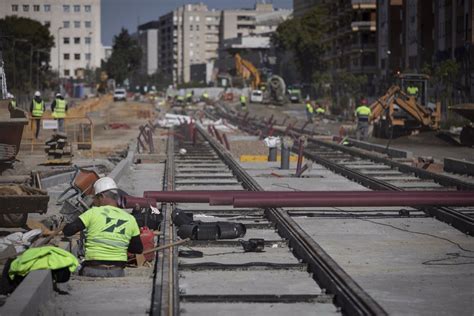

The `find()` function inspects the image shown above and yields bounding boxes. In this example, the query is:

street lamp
[57,27,63,89]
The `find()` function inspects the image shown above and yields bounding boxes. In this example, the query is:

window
[74,54,80,60]
[196,25,199,31]
[44,5,51,12]
[63,5,70,12]
[85,37,91,44]
[64,53,70,60]
[12,5,18,12]
[85,21,91,28]
[63,21,70,28]
[84,5,91,12]
[63,37,70,44]
[85,53,91,61]
[64,69,70,76]
[33,5,40,12]
[23,5,29,12]
[74,21,80,28]
[74,5,80,12]
[190,25,193,31]
[74,37,80,44]
[44,21,51,28]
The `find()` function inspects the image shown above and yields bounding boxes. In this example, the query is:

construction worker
[315,104,326,116]
[30,91,45,139]
[63,177,143,277]
[186,91,193,103]
[407,85,419,96]
[355,98,372,141]
[202,91,209,102]
[6,93,16,110]
[51,92,67,133]
[240,94,247,110]
[305,100,314,122]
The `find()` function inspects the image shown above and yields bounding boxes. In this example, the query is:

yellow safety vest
[9,246,79,279]
[32,100,44,117]
[407,86,419,95]
[240,95,247,103]
[79,205,140,262]
[316,107,326,114]
[202,93,209,98]
[306,103,314,114]
[355,105,371,121]
[10,100,17,108]
[52,99,66,118]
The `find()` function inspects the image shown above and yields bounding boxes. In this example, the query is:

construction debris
[44,133,72,164]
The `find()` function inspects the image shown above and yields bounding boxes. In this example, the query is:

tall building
[0,0,102,79]
[158,3,289,84]
[138,21,159,76]
[321,1,377,81]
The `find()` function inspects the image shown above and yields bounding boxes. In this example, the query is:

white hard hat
[34,91,41,97]
[6,93,14,99]
[93,177,118,195]
[179,148,187,155]
[56,92,62,97]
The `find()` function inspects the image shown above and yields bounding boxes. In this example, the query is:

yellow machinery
[371,74,441,138]
[234,53,261,89]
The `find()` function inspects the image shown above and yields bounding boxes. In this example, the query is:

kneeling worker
[63,177,143,277]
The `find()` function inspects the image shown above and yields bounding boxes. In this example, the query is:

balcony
[351,0,376,10]
[351,21,376,32]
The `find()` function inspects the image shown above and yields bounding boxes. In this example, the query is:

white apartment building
[0,0,102,79]
[158,3,288,84]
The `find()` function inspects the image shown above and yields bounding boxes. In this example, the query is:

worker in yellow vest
[407,85,419,96]
[240,94,247,110]
[30,91,45,139]
[315,104,326,116]
[305,101,314,122]
[63,177,143,277]
[51,92,68,133]
[355,98,372,141]
[7,93,16,111]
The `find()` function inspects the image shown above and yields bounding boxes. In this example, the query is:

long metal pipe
[141,190,474,207]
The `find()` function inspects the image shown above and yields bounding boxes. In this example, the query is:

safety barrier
[22,115,94,154]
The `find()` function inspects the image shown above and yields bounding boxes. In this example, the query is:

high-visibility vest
[407,86,419,95]
[306,102,314,114]
[52,99,66,118]
[79,205,140,262]
[355,105,371,122]
[9,246,78,280]
[202,92,209,98]
[10,100,17,108]
[316,107,325,114]
[240,95,247,103]
[32,100,44,117]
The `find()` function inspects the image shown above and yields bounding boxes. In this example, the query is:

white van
[250,90,263,103]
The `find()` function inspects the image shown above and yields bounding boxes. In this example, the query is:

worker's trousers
[56,118,65,133]
[356,122,369,141]
[306,112,313,123]
[80,266,125,278]
[31,117,41,139]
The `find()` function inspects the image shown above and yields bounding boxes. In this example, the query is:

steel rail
[216,108,474,235]
[195,123,388,316]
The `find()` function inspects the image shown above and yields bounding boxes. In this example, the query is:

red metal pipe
[212,125,223,144]
[222,133,231,151]
[233,195,474,207]
[122,196,156,208]
[296,139,304,174]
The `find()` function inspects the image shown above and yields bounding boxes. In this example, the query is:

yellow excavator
[371,73,441,138]
[234,53,261,90]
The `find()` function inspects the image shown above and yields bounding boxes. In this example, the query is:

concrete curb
[0,270,53,316]
[333,136,413,159]
[109,143,135,182]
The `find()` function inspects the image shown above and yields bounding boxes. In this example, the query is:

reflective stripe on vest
[306,103,314,113]
[32,100,44,117]
[53,99,66,118]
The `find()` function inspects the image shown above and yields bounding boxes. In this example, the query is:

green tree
[105,28,142,85]
[0,16,54,93]
[272,6,327,84]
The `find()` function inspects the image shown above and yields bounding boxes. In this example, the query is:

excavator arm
[234,53,261,89]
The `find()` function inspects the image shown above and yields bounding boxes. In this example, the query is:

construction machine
[234,53,261,89]
[371,73,441,138]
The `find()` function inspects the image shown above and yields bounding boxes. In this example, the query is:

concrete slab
[294,217,474,315]
[180,302,340,316]
[0,270,53,316]
[180,270,321,295]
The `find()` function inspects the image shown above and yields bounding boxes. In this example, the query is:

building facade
[138,21,159,76]
[293,0,320,17]
[158,3,289,84]
[0,0,102,78]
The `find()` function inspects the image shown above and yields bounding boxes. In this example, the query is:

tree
[105,28,142,85]
[272,6,327,84]
[0,16,54,93]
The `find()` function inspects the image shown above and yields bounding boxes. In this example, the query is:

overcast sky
[101,0,293,45]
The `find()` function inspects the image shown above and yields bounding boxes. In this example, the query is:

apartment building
[321,1,377,79]
[158,2,288,84]
[0,0,102,79]
[138,21,159,76]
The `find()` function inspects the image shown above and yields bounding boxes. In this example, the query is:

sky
[101,0,293,46]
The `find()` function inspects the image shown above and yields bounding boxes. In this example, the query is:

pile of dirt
[0,185,46,196]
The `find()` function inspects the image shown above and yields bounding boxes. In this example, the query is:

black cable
[422,253,474,266]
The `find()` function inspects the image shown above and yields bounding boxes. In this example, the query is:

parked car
[113,88,127,101]
[250,90,263,103]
